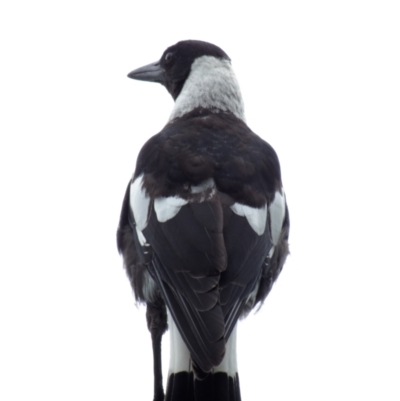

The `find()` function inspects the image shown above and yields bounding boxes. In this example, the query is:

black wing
[118,109,289,373]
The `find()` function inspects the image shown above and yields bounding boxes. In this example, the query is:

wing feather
[119,109,290,374]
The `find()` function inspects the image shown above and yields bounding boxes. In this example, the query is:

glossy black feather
[135,108,281,206]
[165,372,241,401]
[117,108,288,375]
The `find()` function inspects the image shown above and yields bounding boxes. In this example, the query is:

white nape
[214,324,238,376]
[269,190,286,245]
[129,174,151,231]
[230,203,267,235]
[169,56,245,122]
[154,196,188,223]
[168,310,191,374]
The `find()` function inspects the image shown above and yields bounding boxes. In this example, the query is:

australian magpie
[117,40,290,401]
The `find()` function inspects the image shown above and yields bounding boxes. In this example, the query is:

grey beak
[127,61,165,85]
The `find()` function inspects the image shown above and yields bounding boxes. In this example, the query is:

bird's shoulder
[135,108,282,206]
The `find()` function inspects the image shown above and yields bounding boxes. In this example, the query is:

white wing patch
[230,203,267,235]
[154,196,188,223]
[269,190,286,245]
[129,174,151,231]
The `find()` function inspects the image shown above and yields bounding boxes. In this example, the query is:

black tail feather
[166,372,241,401]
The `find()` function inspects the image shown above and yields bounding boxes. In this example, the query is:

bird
[117,40,290,401]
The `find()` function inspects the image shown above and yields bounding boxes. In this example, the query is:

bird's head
[128,40,245,121]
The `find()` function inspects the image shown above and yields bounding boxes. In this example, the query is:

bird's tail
[166,316,241,401]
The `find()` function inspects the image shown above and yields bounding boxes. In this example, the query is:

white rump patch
[168,311,191,374]
[154,196,188,223]
[190,178,215,194]
[214,324,238,376]
[129,174,150,231]
[230,203,267,235]
[189,178,216,202]
[269,190,286,245]
[169,56,245,122]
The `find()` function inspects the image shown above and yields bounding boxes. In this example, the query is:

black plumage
[117,40,289,401]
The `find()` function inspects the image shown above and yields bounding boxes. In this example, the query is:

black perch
[117,40,290,401]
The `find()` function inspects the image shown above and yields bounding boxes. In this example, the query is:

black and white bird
[117,40,289,401]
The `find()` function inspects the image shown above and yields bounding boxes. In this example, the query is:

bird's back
[120,108,286,375]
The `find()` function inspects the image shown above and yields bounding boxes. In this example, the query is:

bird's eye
[164,52,174,63]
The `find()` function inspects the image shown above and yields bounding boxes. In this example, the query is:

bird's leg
[150,328,164,401]
[146,301,168,401]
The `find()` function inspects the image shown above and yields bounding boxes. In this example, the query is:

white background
[1,1,399,400]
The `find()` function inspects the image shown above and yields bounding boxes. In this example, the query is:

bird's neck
[169,56,246,122]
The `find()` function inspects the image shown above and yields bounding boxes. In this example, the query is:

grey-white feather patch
[142,270,157,303]
[230,203,267,235]
[168,310,191,374]
[214,324,238,376]
[169,56,245,122]
[154,196,188,223]
[190,178,215,194]
[129,174,150,231]
[269,190,286,245]
[135,226,147,247]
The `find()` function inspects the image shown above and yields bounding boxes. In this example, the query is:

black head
[128,40,230,100]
